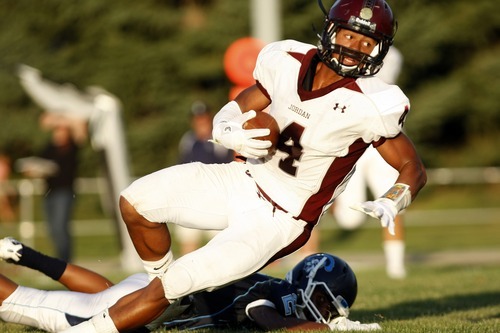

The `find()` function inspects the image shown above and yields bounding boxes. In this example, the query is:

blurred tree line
[0,0,498,179]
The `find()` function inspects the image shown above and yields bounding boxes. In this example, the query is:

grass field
[0,183,499,332]
[1,262,499,333]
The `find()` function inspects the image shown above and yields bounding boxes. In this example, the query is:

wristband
[209,101,243,144]
[212,101,243,138]
[380,183,412,213]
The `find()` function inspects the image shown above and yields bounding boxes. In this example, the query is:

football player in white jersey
[63,1,426,332]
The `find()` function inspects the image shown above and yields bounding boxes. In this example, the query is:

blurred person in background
[39,114,86,262]
[19,113,87,262]
[176,101,233,255]
[178,101,234,165]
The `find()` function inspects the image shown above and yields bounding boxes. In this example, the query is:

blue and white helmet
[285,253,358,323]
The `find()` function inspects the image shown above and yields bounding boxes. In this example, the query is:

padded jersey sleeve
[253,40,316,101]
[357,77,410,141]
[244,279,299,321]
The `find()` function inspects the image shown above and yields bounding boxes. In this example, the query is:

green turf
[1,264,499,333]
[0,183,499,332]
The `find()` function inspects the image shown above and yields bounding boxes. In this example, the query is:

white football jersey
[247,40,410,224]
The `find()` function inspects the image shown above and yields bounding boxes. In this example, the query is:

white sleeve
[253,40,315,99]
[370,86,409,138]
[357,78,410,140]
[245,299,276,321]
[253,42,280,98]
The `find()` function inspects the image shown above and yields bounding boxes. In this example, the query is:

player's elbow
[417,162,427,189]
[411,161,427,199]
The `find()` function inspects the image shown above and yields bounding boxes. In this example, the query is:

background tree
[0,0,498,178]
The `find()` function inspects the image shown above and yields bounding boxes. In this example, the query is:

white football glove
[350,198,397,235]
[328,316,382,331]
[212,110,272,159]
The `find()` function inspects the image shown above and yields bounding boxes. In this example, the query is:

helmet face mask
[317,0,397,78]
[298,280,351,322]
[286,253,358,323]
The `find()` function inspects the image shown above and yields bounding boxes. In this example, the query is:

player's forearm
[0,274,18,303]
[376,160,426,219]
[9,240,113,293]
[59,264,114,293]
[394,159,427,201]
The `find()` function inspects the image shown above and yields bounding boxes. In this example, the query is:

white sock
[142,250,174,281]
[90,309,119,333]
[383,240,406,279]
[59,320,98,333]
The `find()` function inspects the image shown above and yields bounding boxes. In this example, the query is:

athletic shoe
[0,237,23,263]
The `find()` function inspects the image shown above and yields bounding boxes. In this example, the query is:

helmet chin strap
[322,30,367,77]
[320,22,386,77]
[331,57,358,75]
[328,34,359,74]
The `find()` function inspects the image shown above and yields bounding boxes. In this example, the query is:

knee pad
[161,262,194,301]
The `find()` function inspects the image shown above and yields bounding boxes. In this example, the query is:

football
[243,111,280,152]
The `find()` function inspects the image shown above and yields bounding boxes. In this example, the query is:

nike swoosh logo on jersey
[154,261,167,271]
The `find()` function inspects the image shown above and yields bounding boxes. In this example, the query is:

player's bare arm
[376,133,427,199]
[234,84,271,113]
[0,275,17,304]
[352,133,427,235]
[57,264,114,294]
